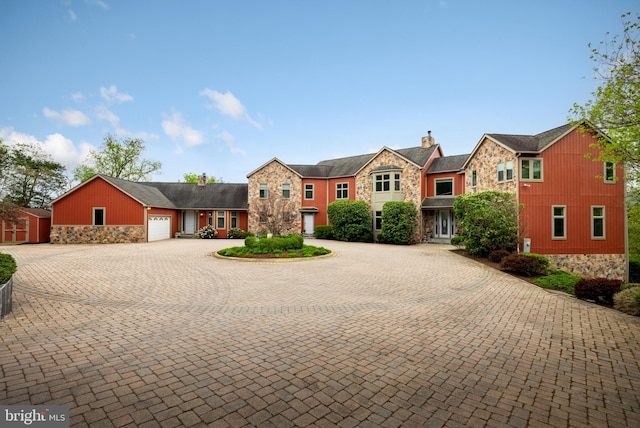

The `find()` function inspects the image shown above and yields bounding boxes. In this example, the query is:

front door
[434,210,453,239]
[3,217,28,243]
[184,211,196,234]
[303,214,314,235]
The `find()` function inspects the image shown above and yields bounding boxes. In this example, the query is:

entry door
[3,218,28,243]
[435,210,451,238]
[184,211,196,234]
[303,214,314,235]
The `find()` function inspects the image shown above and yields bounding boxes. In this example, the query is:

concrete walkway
[1,239,639,427]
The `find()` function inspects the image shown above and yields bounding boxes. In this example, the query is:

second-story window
[497,163,505,182]
[604,162,616,183]
[394,173,400,191]
[259,183,268,198]
[304,184,314,200]
[336,183,348,199]
[472,170,477,187]
[375,174,390,192]
[506,161,513,180]
[282,183,290,199]
[435,179,453,196]
[521,158,543,181]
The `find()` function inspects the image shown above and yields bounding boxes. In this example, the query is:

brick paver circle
[1,239,639,427]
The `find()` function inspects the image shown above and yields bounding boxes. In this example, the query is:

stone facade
[465,138,517,193]
[546,253,627,281]
[50,226,146,244]
[247,161,303,234]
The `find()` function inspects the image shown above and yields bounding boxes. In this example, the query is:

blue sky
[1,1,637,184]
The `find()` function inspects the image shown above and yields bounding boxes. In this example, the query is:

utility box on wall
[522,238,531,253]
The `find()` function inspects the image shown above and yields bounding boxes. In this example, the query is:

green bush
[379,201,418,245]
[314,225,335,240]
[0,253,17,284]
[244,235,257,248]
[614,287,640,316]
[488,249,511,263]
[327,200,372,242]
[453,191,519,256]
[228,228,251,239]
[500,253,545,277]
[574,278,623,306]
[533,270,581,294]
[198,225,218,239]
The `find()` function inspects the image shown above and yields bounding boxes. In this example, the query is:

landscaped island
[217,234,331,259]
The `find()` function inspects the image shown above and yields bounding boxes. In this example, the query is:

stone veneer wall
[247,161,303,234]
[465,138,517,193]
[50,225,146,244]
[355,150,424,242]
[546,253,626,281]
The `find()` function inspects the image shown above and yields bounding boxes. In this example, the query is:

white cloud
[89,0,110,10]
[215,131,246,155]
[200,89,261,129]
[43,107,91,126]
[161,112,204,147]
[67,9,77,21]
[100,85,133,104]
[0,127,93,169]
[95,105,120,128]
[71,92,85,102]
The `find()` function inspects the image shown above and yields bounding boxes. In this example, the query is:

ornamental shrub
[198,225,218,239]
[574,278,623,306]
[244,235,257,248]
[500,253,545,277]
[379,201,418,245]
[613,287,640,316]
[327,200,372,242]
[0,253,17,284]
[488,249,511,263]
[453,191,519,256]
[228,228,251,239]
[314,225,335,240]
[533,270,581,294]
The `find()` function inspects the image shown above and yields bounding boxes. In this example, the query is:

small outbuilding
[1,207,52,244]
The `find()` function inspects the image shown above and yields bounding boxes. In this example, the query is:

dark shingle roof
[145,182,248,209]
[421,197,456,208]
[98,175,247,209]
[395,146,439,167]
[487,123,574,153]
[426,154,470,173]
[316,153,377,177]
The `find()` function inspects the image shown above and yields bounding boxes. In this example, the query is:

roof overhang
[299,207,319,213]
[421,197,456,209]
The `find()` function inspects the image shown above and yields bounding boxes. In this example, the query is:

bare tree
[254,197,298,236]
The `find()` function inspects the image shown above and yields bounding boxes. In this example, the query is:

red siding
[1,212,50,244]
[302,178,329,226]
[519,129,625,255]
[53,177,145,225]
[426,172,466,197]
[194,209,249,238]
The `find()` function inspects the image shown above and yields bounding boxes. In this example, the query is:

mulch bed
[450,249,543,285]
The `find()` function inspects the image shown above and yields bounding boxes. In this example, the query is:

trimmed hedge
[379,201,419,245]
[314,225,335,240]
[228,228,252,239]
[574,278,623,306]
[244,234,304,253]
[500,253,547,277]
[0,253,17,284]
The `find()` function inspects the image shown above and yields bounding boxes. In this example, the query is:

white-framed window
[304,184,314,200]
[604,162,616,183]
[217,211,225,229]
[394,173,400,191]
[471,170,477,187]
[375,174,390,192]
[497,163,504,182]
[506,161,513,180]
[591,206,605,239]
[521,158,543,181]
[336,183,348,199]
[435,178,453,196]
[259,183,268,199]
[282,183,290,199]
[552,205,566,240]
[207,211,213,226]
[93,207,105,226]
[230,211,238,229]
[375,210,382,230]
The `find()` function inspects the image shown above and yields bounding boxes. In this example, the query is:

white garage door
[148,215,171,242]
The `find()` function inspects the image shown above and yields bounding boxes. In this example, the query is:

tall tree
[2,141,68,209]
[0,139,21,223]
[571,12,640,186]
[74,134,162,182]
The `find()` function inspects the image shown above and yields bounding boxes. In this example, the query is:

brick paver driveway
[1,240,639,427]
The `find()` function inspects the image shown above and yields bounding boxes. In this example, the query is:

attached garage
[148,215,172,242]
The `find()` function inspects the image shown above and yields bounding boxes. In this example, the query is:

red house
[0,207,51,244]
[50,174,248,243]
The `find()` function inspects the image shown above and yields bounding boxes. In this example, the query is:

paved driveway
[1,239,639,427]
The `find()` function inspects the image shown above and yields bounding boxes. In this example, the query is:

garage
[148,215,172,241]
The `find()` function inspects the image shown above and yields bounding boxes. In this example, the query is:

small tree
[182,173,220,183]
[453,191,519,256]
[379,201,418,245]
[327,200,372,242]
[254,197,297,236]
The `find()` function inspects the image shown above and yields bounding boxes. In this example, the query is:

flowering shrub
[198,225,218,239]
[575,278,622,305]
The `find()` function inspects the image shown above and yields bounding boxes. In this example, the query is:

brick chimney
[197,173,207,186]
[422,130,435,148]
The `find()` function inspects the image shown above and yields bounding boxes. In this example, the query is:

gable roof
[426,154,470,174]
[100,175,177,208]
